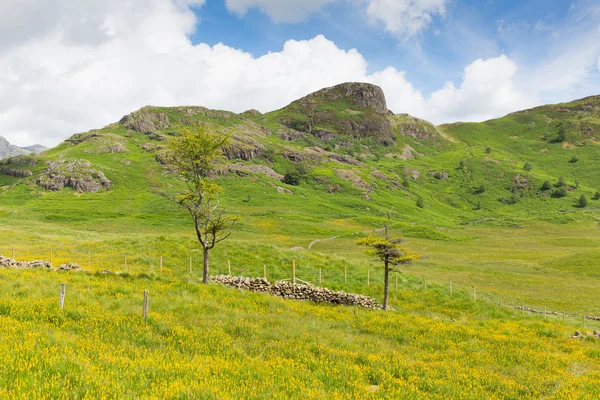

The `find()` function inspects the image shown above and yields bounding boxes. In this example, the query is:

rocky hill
[0,136,47,160]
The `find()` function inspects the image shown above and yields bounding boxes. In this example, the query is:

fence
[3,245,600,330]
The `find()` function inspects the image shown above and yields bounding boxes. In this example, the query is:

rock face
[274,82,394,145]
[120,106,172,134]
[211,275,382,309]
[0,136,29,159]
[37,159,112,193]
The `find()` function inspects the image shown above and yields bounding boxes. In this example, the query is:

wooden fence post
[228,260,231,276]
[319,268,322,285]
[263,264,267,280]
[522,301,524,314]
[450,281,453,296]
[344,265,347,284]
[473,286,476,302]
[367,270,370,286]
[160,256,163,272]
[189,257,192,273]
[143,290,149,321]
[292,260,296,285]
[11,246,14,259]
[59,283,66,310]
[544,306,547,319]
[124,256,127,272]
[395,274,398,290]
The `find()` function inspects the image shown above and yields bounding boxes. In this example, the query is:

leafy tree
[523,162,532,171]
[358,214,420,311]
[166,126,237,284]
[578,194,588,208]
[593,191,600,200]
[540,181,552,191]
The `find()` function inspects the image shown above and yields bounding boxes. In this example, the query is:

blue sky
[1,0,599,146]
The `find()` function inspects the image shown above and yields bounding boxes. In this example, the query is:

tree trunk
[383,258,390,311]
[203,246,209,284]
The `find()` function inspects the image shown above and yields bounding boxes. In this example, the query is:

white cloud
[366,0,447,37]
[0,0,553,148]
[426,55,538,123]
[224,0,336,23]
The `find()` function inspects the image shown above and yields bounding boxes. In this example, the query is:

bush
[553,125,566,143]
[485,147,492,154]
[569,155,579,163]
[283,171,302,186]
[556,177,566,187]
[474,184,485,194]
[551,187,568,198]
[499,194,519,205]
[540,181,552,191]
[578,194,588,208]
[416,196,425,208]
[523,162,532,171]
[459,159,466,168]
[593,191,600,200]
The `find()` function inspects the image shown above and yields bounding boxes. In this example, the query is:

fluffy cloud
[0,0,536,147]
[224,0,336,23]
[366,0,447,37]
[427,55,538,123]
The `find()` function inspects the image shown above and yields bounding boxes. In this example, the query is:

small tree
[556,176,566,187]
[416,196,425,208]
[540,181,552,191]
[358,216,420,311]
[554,125,566,143]
[166,126,237,283]
[593,191,600,200]
[523,162,532,171]
[578,194,588,208]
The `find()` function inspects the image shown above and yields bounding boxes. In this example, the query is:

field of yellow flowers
[0,267,599,399]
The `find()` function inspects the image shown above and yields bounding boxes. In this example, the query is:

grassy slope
[1,91,600,397]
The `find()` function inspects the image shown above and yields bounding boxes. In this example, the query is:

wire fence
[3,245,600,330]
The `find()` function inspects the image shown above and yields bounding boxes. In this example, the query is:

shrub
[593,191,600,200]
[523,162,532,171]
[416,196,425,208]
[569,155,579,163]
[499,194,519,205]
[553,125,566,143]
[551,187,568,198]
[540,181,552,191]
[283,171,302,186]
[474,184,485,194]
[485,147,492,154]
[578,194,588,208]
[556,177,566,187]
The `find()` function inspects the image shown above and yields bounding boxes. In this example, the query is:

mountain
[1,82,599,229]
[0,135,48,160]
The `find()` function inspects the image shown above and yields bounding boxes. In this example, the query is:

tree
[593,191,600,200]
[283,170,301,186]
[540,181,552,191]
[554,125,566,143]
[523,162,532,171]
[416,196,425,208]
[166,126,237,284]
[578,194,588,208]
[556,176,566,187]
[358,214,420,311]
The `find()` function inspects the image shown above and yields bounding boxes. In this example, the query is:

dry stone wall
[211,275,382,309]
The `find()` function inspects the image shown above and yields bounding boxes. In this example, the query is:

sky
[1,0,599,147]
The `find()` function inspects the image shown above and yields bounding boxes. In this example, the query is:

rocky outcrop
[0,167,33,178]
[211,275,382,309]
[334,169,374,192]
[120,106,171,134]
[0,135,30,160]
[274,82,394,145]
[218,163,284,181]
[223,134,265,161]
[391,114,439,140]
[37,159,112,193]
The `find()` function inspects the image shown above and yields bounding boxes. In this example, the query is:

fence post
[367,270,370,286]
[11,246,14,259]
[228,260,231,276]
[143,290,149,321]
[450,281,452,296]
[292,260,296,285]
[344,265,347,284]
[423,275,427,291]
[59,283,66,310]
[263,264,267,280]
[319,268,322,286]
[544,306,547,319]
[160,256,163,272]
[473,286,476,302]
[500,294,503,307]
[189,257,192,273]
[522,300,524,314]
[395,274,398,290]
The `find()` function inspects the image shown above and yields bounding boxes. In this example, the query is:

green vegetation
[1,85,600,397]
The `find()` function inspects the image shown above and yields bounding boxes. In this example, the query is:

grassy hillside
[2,83,600,397]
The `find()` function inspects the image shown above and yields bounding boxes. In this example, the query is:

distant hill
[0,136,47,160]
